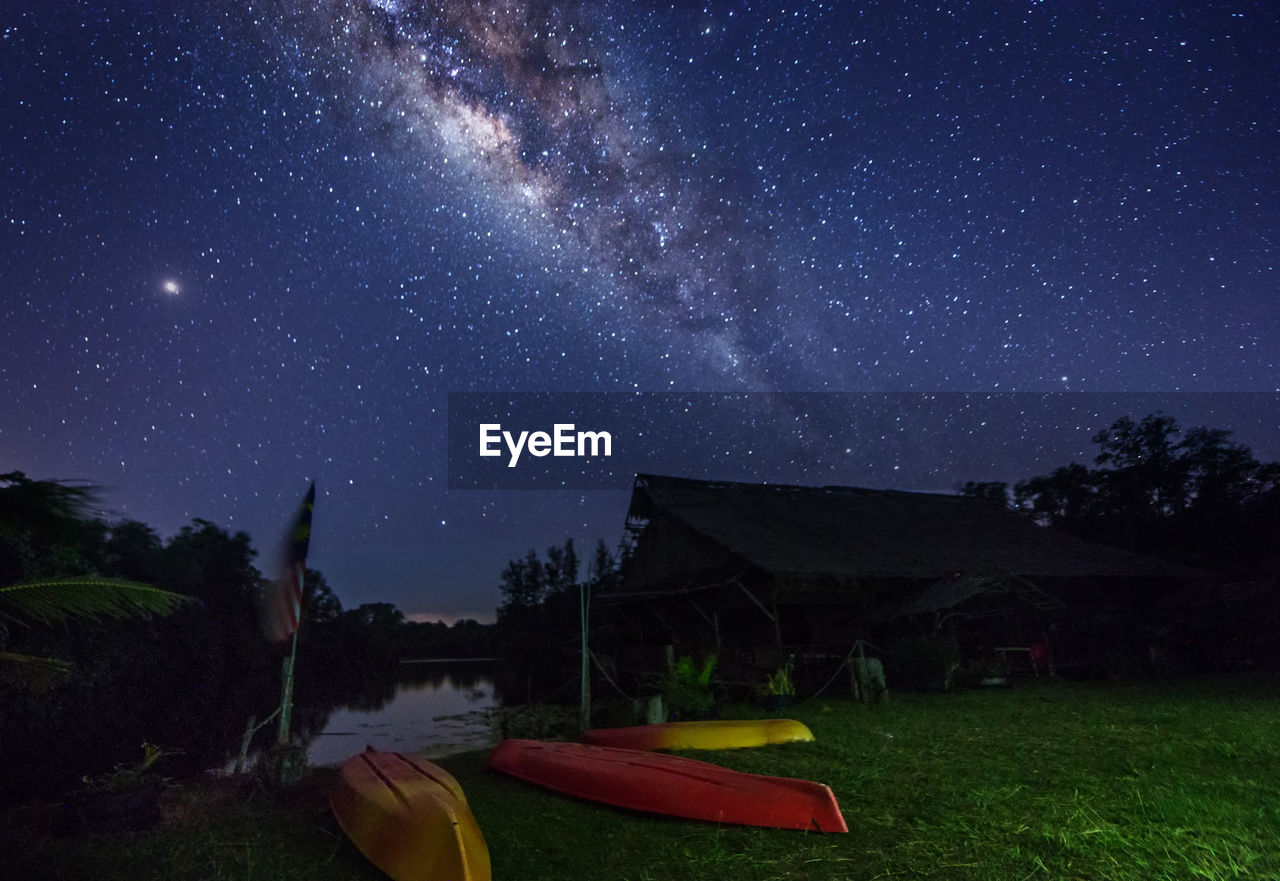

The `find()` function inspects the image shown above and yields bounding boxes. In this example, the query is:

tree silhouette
[497,548,548,625]
[1014,463,1099,530]
[301,567,343,626]
[957,480,1011,506]
[1011,413,1280,569]
[346,601,406,629]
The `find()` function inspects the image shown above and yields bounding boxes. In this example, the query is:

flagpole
[250,481,314,787]
[278,564,302,745]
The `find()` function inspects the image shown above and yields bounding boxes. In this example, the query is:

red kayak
[488,739,846,833]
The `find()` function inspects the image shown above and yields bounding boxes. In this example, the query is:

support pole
[277,632,298,744]
[277,566,303,745]
[735,581,775,621]
[683,595,721,652]
[236,716,257,774]
[579,578,591,733]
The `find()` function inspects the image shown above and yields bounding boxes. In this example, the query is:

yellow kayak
[581,718,814,751]
[330,747,490,881]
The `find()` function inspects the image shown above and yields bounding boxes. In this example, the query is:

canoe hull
[488,739,846,833]
[331,748,491,881]
[582,718,815,751]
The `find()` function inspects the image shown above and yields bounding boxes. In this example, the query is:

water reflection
[225,660,500,773]
[304,660,499,766]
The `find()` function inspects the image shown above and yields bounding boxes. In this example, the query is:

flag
[263,482,315,642]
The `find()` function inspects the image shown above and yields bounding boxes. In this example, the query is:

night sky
[2,2,1277,621]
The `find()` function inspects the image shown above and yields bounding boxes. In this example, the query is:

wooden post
[579,579,591,733]
[277,566,303,745]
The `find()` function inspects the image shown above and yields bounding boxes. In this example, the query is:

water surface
[306,659,499,766]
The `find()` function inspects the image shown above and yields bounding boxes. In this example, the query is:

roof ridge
[636,472,968,500]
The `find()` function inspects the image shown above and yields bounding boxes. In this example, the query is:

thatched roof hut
[601,474,1210,665]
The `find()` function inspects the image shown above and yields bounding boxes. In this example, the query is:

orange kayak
[582,718,815,751]
[489,739,847,833]
[331,748,491,881]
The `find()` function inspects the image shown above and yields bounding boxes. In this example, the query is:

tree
[0,471,99,583]
[1014,463,1099,529]
[1009,412,1280,570]
[1091,413,1188,522]
[586,538,620,593]
[1179,426,1271,512]
[161,519,260,605]
[544,538,580,599]
[301,567,343,626]
[347,602,405,629]
[494,539,599,702]
[496,548,548,625]
[0,471,98,538]
[101,520,164,584]
[957,481,1011,507]
[155,519,272,698]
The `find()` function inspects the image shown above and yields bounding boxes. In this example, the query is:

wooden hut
[598,473,1211,690]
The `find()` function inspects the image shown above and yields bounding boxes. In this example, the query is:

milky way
[266,0,776,383]
[247,0,1280,393]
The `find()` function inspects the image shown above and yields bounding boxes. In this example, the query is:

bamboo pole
[579,578,591,733]
[277,566,303,745]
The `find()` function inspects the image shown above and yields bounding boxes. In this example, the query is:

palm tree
[0,472,192,690]
[1,576,192,690]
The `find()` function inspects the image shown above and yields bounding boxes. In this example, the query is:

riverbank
[4,676,1277,880]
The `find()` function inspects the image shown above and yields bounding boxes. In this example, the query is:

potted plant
[758,657,796,710]
[68,742,176,833]
[662,654,717,720]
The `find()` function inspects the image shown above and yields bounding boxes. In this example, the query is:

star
[0,0,1274,622]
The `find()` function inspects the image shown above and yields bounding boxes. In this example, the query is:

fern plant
[761,657,796,696]
[663,654,717,719]
[0,577,192,691]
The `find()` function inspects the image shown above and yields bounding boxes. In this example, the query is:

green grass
[4,676,1278,880]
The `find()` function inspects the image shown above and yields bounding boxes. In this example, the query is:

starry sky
[2,1,1277,621]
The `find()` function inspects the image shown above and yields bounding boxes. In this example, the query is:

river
[224,659,502,773]
[306,659,500,766]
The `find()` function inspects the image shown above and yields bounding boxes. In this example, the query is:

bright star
[162,279,180,295]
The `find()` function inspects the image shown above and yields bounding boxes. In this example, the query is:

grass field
[3,675,1278,880]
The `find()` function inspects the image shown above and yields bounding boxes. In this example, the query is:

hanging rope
[805,638,887,700]
[588,648,636,701]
